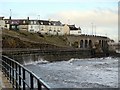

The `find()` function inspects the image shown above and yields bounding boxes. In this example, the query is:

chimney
[27,17,29,20]
[9,16,11,20]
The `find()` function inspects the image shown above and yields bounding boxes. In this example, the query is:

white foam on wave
[24,58,49,65]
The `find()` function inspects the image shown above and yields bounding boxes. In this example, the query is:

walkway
[0,70,12,89]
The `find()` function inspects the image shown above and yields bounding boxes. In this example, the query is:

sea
[11,54,119,88]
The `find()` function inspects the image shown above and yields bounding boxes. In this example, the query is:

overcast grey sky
[0,0,118,42]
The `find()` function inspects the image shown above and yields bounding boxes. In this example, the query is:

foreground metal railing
[0,55,50,90]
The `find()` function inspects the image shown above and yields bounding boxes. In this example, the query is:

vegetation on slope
[2,30,70,49]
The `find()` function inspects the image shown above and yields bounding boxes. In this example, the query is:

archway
[89,40,92,48]
[80,40,83,48]
[85,40,88,48]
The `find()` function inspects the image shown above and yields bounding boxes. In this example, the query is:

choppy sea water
[24,57,119,88]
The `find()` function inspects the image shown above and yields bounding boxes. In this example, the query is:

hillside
[2,30,70,49]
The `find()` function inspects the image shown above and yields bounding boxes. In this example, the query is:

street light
[95,25,96,36]
[10,9,12,17]
[91,23,93,35]
[38,15,40,31]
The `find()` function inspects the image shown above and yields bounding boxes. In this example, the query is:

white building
[28,19,66,35]
[28,20,39,33]
[2,17,82,35]
[0,17,5,30]
[68,25,81,35]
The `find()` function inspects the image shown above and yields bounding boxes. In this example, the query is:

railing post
[2,56,4,72]
[38,80,42,90]
[19,65,21,90]
[6,58,9,78]
[4,58,7,77]
[2,56,4,73]
[9,60,12,83]
[30,73,34,89]
[16,63,18,89]
[23,68,26,90]
[12,61,14,87]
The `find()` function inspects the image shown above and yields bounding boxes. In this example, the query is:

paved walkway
[0,70,12,89]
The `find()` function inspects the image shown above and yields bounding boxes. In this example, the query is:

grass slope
[2,30,70,49]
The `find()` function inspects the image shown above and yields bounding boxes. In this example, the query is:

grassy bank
[2,30,70,49]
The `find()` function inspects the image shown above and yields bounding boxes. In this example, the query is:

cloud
[50,8,117,26]
[48,8,118,42]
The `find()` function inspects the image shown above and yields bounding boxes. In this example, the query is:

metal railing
[1,55,50,90]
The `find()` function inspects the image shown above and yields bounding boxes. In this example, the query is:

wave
[67,57,113,63]
[24,58,49,65]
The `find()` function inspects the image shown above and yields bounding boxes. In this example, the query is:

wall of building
[0,20,5,29]
[19,25,28,31]
[28,25,39,33]
[70,30,81,35]
[63,24,70,35]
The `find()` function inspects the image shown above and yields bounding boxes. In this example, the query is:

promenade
[0,70,12,89]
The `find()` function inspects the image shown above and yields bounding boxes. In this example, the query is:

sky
[0,0,119,42]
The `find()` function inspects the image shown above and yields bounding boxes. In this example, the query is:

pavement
[0,70,12,89]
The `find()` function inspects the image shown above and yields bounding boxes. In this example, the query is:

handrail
[1,55,50,90]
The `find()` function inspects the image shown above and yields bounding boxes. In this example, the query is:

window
[23,21,26,24]
[31,21,33,24]
[11,21,14,24]
[60,28,62,30]
[57,30,60,32]
[30,29,34,31]
[57,28,59,31]
[12,26,15,29]
[5,25,7,27]
[41,26,43,29]
[31,26,33,29]
[41,22,43,25]
[6,21,8,23]
[34,21,36,24]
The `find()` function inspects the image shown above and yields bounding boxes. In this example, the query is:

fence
[0,55,50,90]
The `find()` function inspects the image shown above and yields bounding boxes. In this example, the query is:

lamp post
[91,23,93,35]
[38,15,40,32]
[95,25,96,36]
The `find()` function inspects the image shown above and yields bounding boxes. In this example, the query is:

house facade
[2,17,82,35]
[63,24,70,35]
[0,17,5,30]
[68,25,81,35]
[28,20,65,35]
[4,17,29,31]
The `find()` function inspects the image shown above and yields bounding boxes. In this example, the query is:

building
[28,20,39,33]
[2,17,82,35]
[0,17,5,30]
[63,24,70,35]
[4,17,29,31]
[68,25,81,35]
[28,19,65,35]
